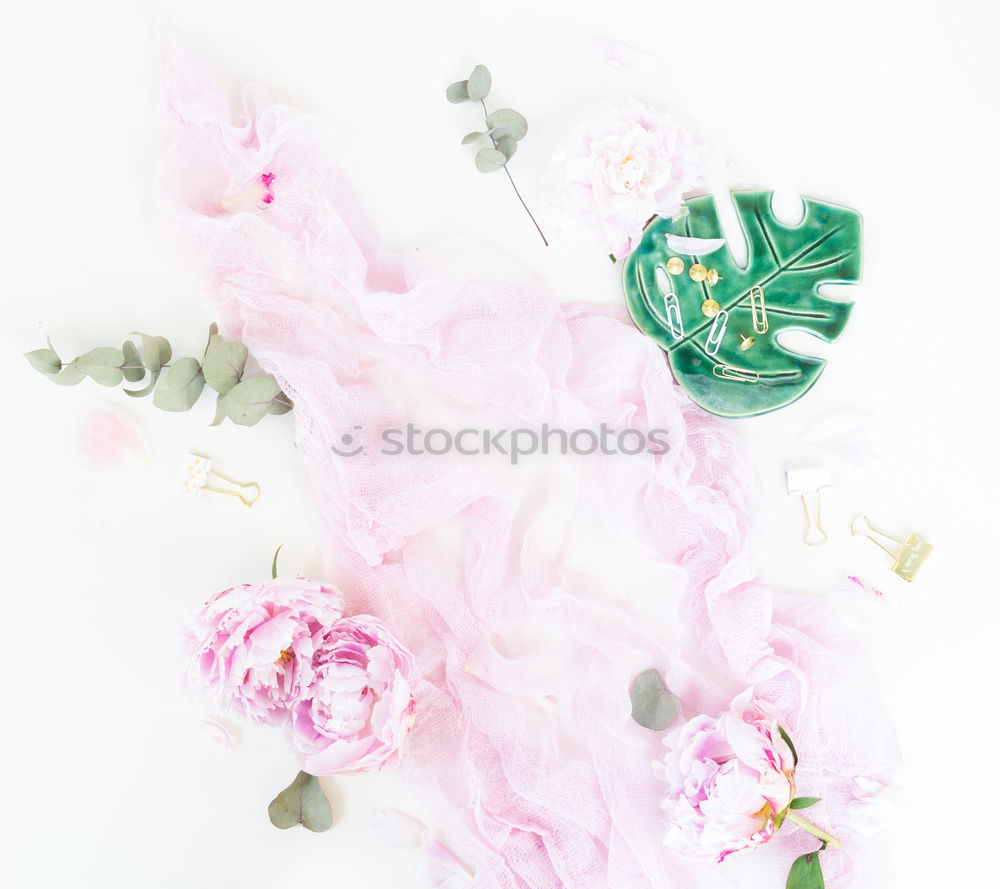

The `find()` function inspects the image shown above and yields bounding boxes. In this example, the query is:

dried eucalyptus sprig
[25,324,292,427]
[446,64,548,246]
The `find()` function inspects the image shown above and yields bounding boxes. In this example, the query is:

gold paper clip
[785,464,831,547]
[705,310,729,356]
[750,286,768,334]
[851,515,932,582]
[655,267,684,340]
[180,454,261,507]
[713,364,759,382]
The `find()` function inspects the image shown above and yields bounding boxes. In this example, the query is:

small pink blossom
[290,615,416,775]
[654,690,796,863]
[544,98,705,259]
[189,577,346,723]
[219,171,276,212]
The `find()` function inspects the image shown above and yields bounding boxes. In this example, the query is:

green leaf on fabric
[629,668,680,731]
[77,347,125,387]
[219,375,283,426]
[202,334,248,395]
[786,850,825,889]
[25,348,62,375]
[121,340,145,383]
[475,148,507,173]
[132,333,172,374]
[152,357,205,411]
[466,65,492,101]
[268,394,293,415]
[267,771,333,832]
[622,192,862,417]
[790,797,822,810]
[446,80,470,103]
[778,725,799,767]
[485,108,527,141]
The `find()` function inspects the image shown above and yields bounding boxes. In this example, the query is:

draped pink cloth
[157,29,897,889]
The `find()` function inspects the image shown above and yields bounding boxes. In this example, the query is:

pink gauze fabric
[157,28,898,889]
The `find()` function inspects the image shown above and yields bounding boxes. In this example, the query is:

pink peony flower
[189,578,346,723]
[544,98,705,259]
[654,690,796,863]
[290,615,416,775]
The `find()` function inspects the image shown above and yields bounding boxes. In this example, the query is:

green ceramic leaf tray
[622,191,862,418]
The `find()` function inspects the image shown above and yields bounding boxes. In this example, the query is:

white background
[1,1,998,886]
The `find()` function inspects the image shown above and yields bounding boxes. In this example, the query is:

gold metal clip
[785,465,831,547]
[713,364,760,382]
[750,285,768,334]
[851,516,932,582]
[180,454,261,507]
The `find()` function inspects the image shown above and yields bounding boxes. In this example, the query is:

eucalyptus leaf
[25,348,61,375]
[629,668,680,731]
[132,333,172,373]
[496,135,517,160]
[267,771,333,832]
[124,370,159,398]
[485,108,527,141]
[152,357,205,412]
[48,359,88,386]
[268,394,294,415]
[462,131,489,145]
[77,347,125,387]
[789,797,822,810]
[209,393,227,426]
[466,65,492,101]
[778,725,799,766]
[121,340,145,383]
[202,334,248,395]
[786,850,825,889]
[446,80,470,103]
[219,375,283,426]
[475,148,507,173]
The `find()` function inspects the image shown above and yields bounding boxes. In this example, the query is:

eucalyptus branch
[446,64,548,246]
[25,323,293,427]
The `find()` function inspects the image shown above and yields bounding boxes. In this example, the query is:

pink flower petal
[73,401,150,470]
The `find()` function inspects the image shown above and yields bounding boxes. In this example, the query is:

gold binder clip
[180,454,260,507]
[851,516,932,582]
[713,363,759,382]
[750,286,768,334]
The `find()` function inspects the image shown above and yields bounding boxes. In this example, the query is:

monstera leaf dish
[622,191,862,418]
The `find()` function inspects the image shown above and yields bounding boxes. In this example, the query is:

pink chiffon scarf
[157,28,898,889]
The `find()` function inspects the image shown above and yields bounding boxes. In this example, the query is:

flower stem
[785,811,842,849]
[480,99,548,246]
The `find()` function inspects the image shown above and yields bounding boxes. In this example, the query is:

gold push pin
[689,263,708,283]
[739,334,755,351]
[701,298,721,317]
[851,516,933,582]
[706,269,722,286]
[179,454,260,507]
[666,257,685,275]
